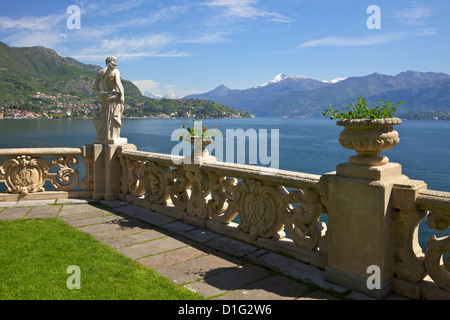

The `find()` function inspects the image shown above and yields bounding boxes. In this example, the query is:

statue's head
[105,56,117,68]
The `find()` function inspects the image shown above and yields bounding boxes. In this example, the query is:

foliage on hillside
[399,111,450,120]
[125,98,251,118]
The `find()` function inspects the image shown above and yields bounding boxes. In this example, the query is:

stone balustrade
[0,147,89,197]
[118,149,328,268]
[0,143,448,300]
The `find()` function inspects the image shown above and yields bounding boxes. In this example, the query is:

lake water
[1,117,449,251]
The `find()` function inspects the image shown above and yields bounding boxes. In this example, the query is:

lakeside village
[0,92,248,120]
[1,92,449,121]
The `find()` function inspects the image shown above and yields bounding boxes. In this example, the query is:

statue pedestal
[92,143,136,201]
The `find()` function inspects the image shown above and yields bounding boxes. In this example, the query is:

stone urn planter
[189,136,215,164]
[337,117,402,166]
[190,136,213,149]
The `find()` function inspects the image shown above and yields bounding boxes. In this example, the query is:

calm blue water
[1,118,449,251]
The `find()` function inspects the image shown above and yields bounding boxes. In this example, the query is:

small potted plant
[322,96,404,166]
[178,119,222,163]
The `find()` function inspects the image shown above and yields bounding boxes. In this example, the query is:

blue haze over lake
[1,118,449,251]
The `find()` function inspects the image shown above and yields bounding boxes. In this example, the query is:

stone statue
[93,56,127,145]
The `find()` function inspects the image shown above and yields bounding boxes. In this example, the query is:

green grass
[0,218,204,300]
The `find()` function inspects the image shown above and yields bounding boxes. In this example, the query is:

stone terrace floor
[0,198,408,301]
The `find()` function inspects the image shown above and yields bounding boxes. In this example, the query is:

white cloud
[415,28,438,36]
[205,0,292,22]
[0,12,69,48]
[71,34,190,62]
[132,80,200,98]
[118,5,187,28]
[298,32,408,48]
[0,14,66,31]
[5,30,68,48]
[79,0,145,17]
[0,10,74,49]
[132,80,160,93]
[180,32,232,44]
[391,3,433,26]
[72,51,189,63]
[100,34,174,52]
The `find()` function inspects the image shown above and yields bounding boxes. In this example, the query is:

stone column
[323,162,408,298]
[92,142,136,201]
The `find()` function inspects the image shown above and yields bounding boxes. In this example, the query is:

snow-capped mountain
[322,77,347,84]
[142,91,163,99]
[260,73,310,87]
[143,91,180,99]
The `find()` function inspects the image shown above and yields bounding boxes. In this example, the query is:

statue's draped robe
[93,67,124,143]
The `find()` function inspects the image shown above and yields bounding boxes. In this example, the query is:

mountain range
[2,41,448,119]
[185,71,450,117]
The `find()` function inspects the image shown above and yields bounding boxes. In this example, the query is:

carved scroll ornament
[424,209,450,291]
[0,155,79,194]
[283,188,327,251]
[234,179,286,241]
[167,166,190,212]
[119,157,145,197]
[143,161,171,205]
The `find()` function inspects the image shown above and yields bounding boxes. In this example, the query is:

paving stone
[77,221,126,234]
[16,200,56,206]
[113,218,153,230]
[0,202,17,208]
[117,236,189,259]
[297,290,343,300]
[59,210,113,221]
[99,200,129,208]
[133,210,177,226]
[58,203,104,216]
[137,246,209,270]
[204,236,258,257]
[56,198,95,204]
[25,205,61,219]
[162,221,197,235]
[79,222,124,237]
[215,275,310,300]
[158,254,239,285]
[184,264,271,298]
[184,228,222,243]
[113,205,146,217]
[102,229,170,248]
[115,205,176,226]
[246,251,347,293]
[0,207,30,220]
[87,220,152,241]
[64,214,124,227]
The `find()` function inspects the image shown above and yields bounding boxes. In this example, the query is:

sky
[0,0,449,98]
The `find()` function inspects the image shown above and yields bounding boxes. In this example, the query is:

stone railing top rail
[119,149,322,190]
[119,149,179,166]
[0,147,84,157]
[417,189,450,209]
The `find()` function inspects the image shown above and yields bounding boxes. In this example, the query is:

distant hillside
[0,42,251,118]
[0,42,147,106]
[185,71,450,117]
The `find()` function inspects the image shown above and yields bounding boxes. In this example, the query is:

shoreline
[1,116,449,121]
